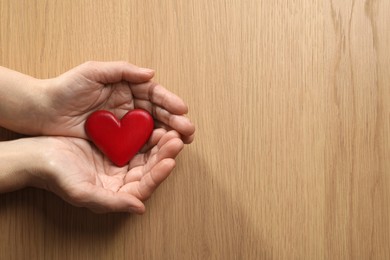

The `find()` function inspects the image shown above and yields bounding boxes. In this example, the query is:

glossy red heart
[85,109,154,167]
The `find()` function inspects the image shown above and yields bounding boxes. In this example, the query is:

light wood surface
[1,0,389,259]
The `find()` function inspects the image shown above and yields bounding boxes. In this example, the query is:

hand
[35,129,183,213]
[43,61,195,143]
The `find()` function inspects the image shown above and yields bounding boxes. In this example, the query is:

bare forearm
[0,66,47,134]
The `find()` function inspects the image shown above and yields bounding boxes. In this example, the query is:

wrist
[0,67,49,135]
[33,78,54,135]
[0,138,48,193]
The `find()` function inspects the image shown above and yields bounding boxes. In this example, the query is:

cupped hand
[38,129,183,214]
[43,61,195,143]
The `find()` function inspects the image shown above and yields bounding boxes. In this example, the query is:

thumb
[75,61,154,84]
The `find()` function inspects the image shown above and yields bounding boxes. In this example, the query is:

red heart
[85,109,154,167]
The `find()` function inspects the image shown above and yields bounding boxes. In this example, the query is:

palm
[52,81,137,136]
[50,137,129,190]
[44,129,183,213]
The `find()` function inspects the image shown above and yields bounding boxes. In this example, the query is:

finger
[154,116,195,141]
[125,135,183,183]
[154,121,194,144]
[139,128,167,153]
[121,158,176,201]
[139,158,176,200]
[133,99,153,114]
[134,100,195,137]
[182,133,195,144]
[128,131,182,171]
[77,61,154,84]
[142,137,184,173]
[154,119,195,144]
[153,107,195,137]
[131,82,188,114]
[156,130,182,149]
[154,121,173,132]
[124,167,144,183]
[69,184,145,214]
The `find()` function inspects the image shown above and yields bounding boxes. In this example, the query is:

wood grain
[0,0,389,259]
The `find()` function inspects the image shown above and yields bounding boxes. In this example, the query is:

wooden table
[0,0,389,259]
